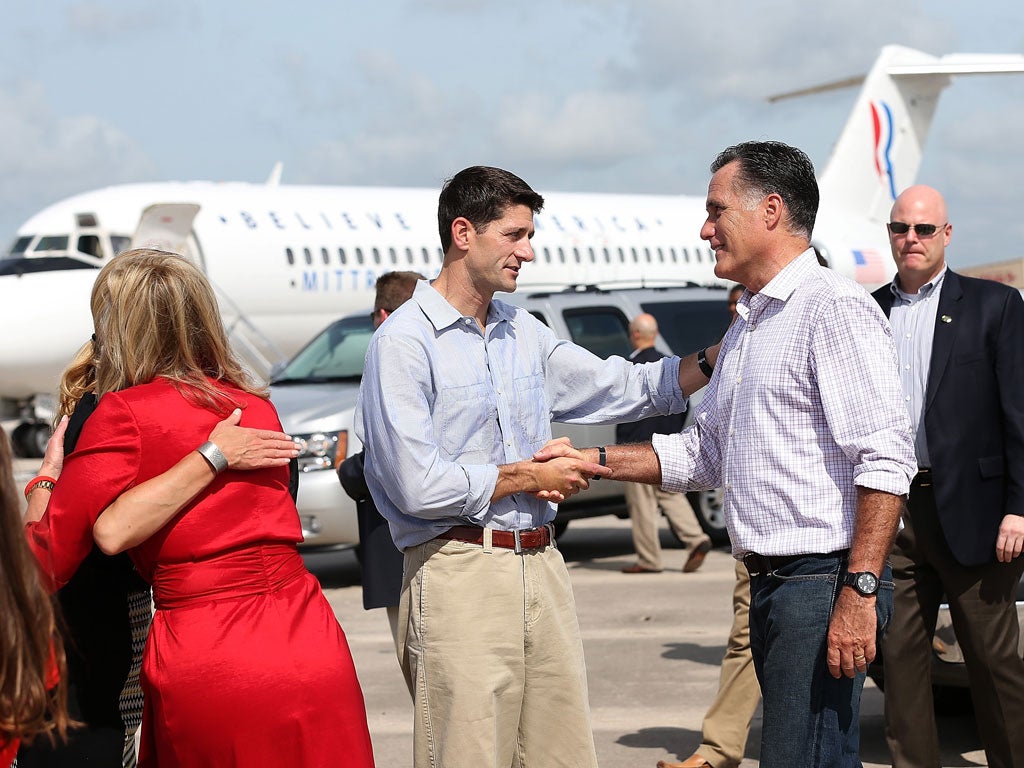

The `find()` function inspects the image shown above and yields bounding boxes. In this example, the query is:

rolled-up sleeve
[812,295,916,496]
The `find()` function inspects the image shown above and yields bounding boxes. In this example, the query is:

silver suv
[270,285,732,553]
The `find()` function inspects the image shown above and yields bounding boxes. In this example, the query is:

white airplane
[2,44,1022,456]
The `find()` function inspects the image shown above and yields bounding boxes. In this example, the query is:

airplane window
[355,247,364,265]
[372,247,381,265]
[437,248,443,261]
[110,235,131,256]
[644,247,651,263]
[588,247,596,264]
[421,247,430,265]
[670,247,678,263]
[0,256,100,275]
[286,248,295,266]
[540,248,549,263]
[34,236,69,252]
[303,247,312,265]
[7,235,33,257]
[388,247,397,265]
[618,248,625,263]
[405,247,413,265]
[573,248,581,264]
[557,247,565,264]
[631,248,639,263]
[682,247,690,263]
[321,247,329,265]
[338,248,347,265]
[657,247,665,263]
[77,235,102,258]
[603,248,610,264]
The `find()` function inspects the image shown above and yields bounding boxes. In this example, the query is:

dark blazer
[339,450,404,609]
[615,346,686,445]
[873,270,1024,565]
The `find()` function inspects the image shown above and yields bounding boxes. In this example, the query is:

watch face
[856,572,879,595]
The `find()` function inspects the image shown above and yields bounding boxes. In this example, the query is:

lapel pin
[940,315,952,324]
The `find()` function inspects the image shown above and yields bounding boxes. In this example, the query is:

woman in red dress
[24,249,375,768]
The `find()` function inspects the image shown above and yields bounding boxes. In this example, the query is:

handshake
[526,437,612,503]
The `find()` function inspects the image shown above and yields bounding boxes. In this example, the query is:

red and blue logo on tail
[869,100,898,201]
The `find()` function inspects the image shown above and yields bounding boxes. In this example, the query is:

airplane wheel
[11,422,49,458]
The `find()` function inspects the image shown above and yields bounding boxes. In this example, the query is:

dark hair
[374,271,423,314]
[437,166,544,253]
[0,427,70,746]
[710,141,819,240]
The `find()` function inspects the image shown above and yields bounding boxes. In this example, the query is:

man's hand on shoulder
[996,513,1024,563]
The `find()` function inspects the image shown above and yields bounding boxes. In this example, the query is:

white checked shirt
[653,250,916,557]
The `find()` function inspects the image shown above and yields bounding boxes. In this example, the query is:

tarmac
[305,516,989,768]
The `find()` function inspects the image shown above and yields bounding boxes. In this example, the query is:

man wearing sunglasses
[873,185,1024,768]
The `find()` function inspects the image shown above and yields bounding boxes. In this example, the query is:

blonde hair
[0,427,69,745]
[90,249,267,412]
[57,339,98,421]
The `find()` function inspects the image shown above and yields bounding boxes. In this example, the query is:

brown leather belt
[436,524,553,553]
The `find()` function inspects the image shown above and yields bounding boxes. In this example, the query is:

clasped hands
[528,437,610,502]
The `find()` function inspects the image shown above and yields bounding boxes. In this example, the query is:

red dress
[26,379,374,767]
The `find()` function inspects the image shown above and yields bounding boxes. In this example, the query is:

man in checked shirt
[540,141,916,768]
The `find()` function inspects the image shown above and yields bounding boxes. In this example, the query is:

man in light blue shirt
[356,166,714,768]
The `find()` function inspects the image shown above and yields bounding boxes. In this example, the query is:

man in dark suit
[617,313,712,574]
[873,185,1024,768]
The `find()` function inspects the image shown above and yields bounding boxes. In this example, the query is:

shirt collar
[414,279,515,331]
[891,267,946,301]
[759,249,819,303]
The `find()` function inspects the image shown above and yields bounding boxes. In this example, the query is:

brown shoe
[657,755,712,768]
[621,563,661,574]
[683,540,712,573]
[655,757,712,768]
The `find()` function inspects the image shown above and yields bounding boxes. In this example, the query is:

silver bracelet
[197,441,229,474]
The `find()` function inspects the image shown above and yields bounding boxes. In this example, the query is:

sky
[2,1,1023,269]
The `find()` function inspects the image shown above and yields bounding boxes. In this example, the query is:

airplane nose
[0,271,97,399]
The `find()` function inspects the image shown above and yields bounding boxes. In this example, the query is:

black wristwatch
[843,571,880,596]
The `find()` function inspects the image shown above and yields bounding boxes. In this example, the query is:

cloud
[65,1,198,40]
[0,81,156,238]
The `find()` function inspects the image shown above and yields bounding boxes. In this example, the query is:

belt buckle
[513,529,523,555]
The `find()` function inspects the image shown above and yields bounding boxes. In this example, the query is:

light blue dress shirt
[889,268,945,467]
[356,280,686,549]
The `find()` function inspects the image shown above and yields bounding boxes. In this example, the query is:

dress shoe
[657,754,713,768]
[683,539,712,573]
[621,563,661,574]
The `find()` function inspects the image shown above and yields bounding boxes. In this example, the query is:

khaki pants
[624,482,709,571]
[399,536,598,768]
[696,561,760,768]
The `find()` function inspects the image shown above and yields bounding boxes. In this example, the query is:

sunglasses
[888,222,946,237]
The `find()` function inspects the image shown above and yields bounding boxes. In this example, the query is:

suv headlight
[292,430,347,472]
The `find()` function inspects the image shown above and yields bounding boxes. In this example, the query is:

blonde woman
[24,250,374,767]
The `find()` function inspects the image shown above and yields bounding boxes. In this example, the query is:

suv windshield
[643,298,731,356]
[272,314,374,384]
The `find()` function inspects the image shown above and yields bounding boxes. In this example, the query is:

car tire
[686,489,730,546]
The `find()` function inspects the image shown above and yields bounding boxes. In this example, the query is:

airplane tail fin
[770,45,1024,223]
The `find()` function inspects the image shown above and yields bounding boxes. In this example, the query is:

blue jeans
[748,553,894,768]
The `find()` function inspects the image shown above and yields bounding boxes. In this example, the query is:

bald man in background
[873,185,1024,768]
[618,313,712,574]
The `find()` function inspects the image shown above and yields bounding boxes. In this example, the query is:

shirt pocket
[438,381,496,458]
